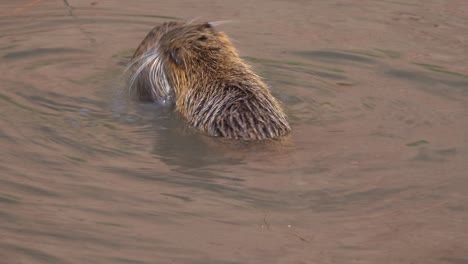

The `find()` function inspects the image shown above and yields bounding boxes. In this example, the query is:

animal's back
[181,84,290,140]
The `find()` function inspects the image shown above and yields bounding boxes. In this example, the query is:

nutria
[128,21,291,140]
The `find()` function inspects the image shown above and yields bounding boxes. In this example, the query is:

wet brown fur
[130,21,291,140]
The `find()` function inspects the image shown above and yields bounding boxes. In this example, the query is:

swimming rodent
[128,21,291,140]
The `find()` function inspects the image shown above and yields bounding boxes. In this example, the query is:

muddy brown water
[1,0,468,263]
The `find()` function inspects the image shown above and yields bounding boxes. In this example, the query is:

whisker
[128,52,159,92]
[208,20,234,27]
[125,50,158,73]
[188,17,201,24]
[149,55,159,97]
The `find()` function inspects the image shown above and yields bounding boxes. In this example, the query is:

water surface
[1,0,467,263]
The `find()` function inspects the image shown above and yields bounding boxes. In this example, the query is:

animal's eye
[198,35,208,41]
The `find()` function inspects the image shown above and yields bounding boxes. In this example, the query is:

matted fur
[128,21,291,140]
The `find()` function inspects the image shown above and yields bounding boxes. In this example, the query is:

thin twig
[61,0,96,44]
[292,233,310,244]
[62,0,73,16]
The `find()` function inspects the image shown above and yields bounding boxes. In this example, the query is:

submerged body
[129,21,291,140]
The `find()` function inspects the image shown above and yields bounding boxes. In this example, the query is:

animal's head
[129,21,239,102]
[158,22,238,70]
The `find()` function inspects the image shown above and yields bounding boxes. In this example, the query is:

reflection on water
[1,0,468,263]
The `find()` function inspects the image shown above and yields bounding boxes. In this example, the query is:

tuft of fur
[129,21,291,140]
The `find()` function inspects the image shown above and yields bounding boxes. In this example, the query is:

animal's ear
[170,47,184,67]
